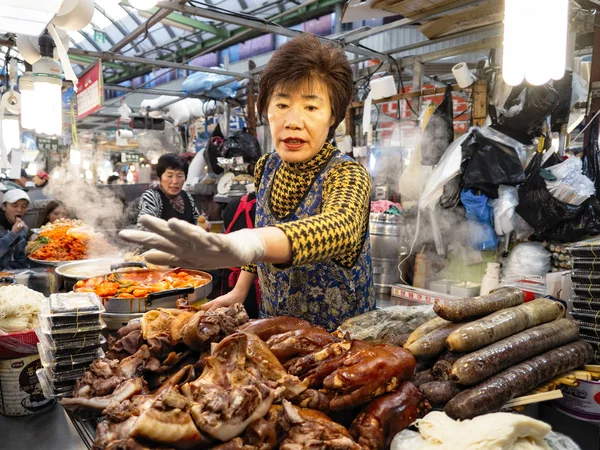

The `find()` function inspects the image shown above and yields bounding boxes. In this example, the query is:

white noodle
[0,285,45,333]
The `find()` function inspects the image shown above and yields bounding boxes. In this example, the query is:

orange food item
[29,225,117,261]
[74,269,209,299]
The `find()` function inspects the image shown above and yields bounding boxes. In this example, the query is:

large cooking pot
[72,263,213,313]
[55,258,125,291]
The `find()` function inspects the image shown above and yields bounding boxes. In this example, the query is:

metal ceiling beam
[154,0,381,59]
[119,3,158,47]
[68,54,127,70]
[94,5,143,54]
[187,0,327,58]
[112,2,177,53]
[138,7,229,37]
[68,48,250,78]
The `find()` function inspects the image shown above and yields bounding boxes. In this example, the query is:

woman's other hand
[200,291,245,311]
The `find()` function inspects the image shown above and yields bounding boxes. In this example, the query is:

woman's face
[267,78,334,164]
[2,200,29,224]
[160,169,186,196]
[48,205,67,223]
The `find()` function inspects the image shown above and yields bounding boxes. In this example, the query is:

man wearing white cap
[0,189,30,269]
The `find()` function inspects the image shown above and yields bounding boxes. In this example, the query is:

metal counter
[0,404,89,450]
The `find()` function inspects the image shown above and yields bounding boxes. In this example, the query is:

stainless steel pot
[71,263,213,314]
[369,213,406,294]
[55,258,125,292]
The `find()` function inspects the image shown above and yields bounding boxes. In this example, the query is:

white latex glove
[119,215,266,270]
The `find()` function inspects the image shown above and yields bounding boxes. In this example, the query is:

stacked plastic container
[568,238,600,364]
[35,293,106,399]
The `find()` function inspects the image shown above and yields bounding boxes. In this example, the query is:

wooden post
[247,60,257,136]
[412,61,424,118]
[472,80,487,127]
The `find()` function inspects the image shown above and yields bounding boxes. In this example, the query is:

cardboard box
[418,0,503,38]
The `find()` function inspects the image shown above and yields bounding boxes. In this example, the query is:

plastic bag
[460,189,497,251]
[0,330,38,356]
[336,305,436,342]
[419,131,474,210]
[516,152,583,234]
[504,242,551,278]
[421,85,454,166]
[538,197,600,242]
[221,130,261,162]
[546,157,595,205]
[462,129,526,199]
[552,72,573,128]
[182,69,240,99]
[500,84,561,138]
[582,116,600,190]
[545,431,581,450]
[490,185,519,236]
[390,428,580,450]
[205,123,225,175]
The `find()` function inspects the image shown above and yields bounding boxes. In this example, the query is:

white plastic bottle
[480,262,501,296]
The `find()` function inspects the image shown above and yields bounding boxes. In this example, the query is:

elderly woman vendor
[121,34,374,331]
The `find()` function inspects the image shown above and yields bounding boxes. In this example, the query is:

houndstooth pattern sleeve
[275,161,372,267]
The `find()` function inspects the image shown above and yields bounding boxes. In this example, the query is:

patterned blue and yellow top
[243,142,375,331]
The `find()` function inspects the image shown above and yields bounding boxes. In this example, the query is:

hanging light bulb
[129,0,159,10]
[19,67,36,130]
[33,33,63,136]
[2,113,21,151]
[502,0,569,86]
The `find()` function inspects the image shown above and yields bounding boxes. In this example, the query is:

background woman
[121,35,374,331]
[0,189,30,269]
[137,153,208,230]
[36,200,68,228]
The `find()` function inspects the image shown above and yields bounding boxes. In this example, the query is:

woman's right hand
[12,218,25,234]
[200,290,245,311]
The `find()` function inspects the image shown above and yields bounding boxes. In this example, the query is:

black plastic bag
[205,123,225,175]
[461,130,526,199]
[221,129,261,162]
[501,84,560,139]
[582,116,600,191]
[421,85,454,166]
[536,197,600,243]
[516,152,583,234]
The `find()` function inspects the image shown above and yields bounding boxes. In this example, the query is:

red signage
[76,60,103,120]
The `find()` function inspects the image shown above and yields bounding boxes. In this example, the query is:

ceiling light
[129,0,159,10]
[502,0,569,86]
[1,114,20,152]
[0,0,63,37]
[19,70,36,130]
[33,33,63,136]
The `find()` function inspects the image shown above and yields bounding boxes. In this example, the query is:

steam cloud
[44,166,125,232]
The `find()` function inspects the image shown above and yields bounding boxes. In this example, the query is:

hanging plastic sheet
[182,70,240,99]
[461,129,526,198]
[421,85,454,166]
[460,189,498,251]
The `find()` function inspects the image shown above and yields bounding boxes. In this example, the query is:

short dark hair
[156,153,189,179]
[257,34,353,139]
